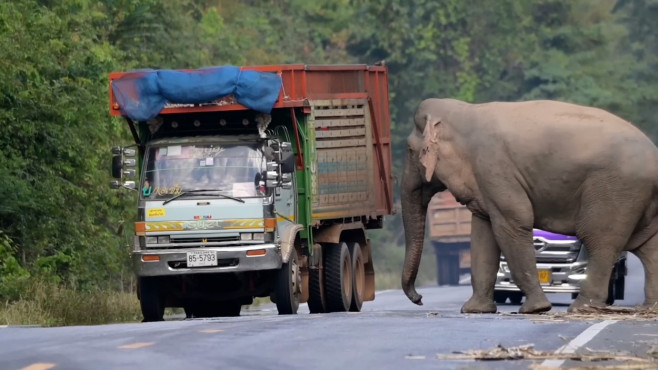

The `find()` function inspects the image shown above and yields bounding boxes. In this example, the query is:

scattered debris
[497,306,658,322]
[436,344,656,367]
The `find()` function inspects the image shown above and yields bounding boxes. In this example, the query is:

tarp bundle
[111,66,283,122]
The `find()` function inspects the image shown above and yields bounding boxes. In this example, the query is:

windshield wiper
[162,189,245,205]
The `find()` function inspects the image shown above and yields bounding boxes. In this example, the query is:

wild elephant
[401,98,658,314]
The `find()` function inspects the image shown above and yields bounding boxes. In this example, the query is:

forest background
[0,0,656,325]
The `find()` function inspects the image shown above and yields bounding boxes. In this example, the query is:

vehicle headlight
[146,236,158,244]
[157,236,170,244]
[241,233,265,241]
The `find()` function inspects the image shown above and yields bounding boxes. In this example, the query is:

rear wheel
[307,245,326,314]
[348,242,365,312]
[274,248,301,315]
[324,242,353,312]
[139,277,165,322]
[493,291,508,304]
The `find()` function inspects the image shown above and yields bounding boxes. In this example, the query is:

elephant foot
[519,296,552,314]
[641,300,658,311]
[460,296,497,313]
[567,295,607,313]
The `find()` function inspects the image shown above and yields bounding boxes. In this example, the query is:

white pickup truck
[494,229,627,305]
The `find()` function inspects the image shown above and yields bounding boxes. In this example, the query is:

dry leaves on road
[437,343,657,369]
[499,305,658,322]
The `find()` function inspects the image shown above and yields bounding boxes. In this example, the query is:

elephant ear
[420,114,441,182]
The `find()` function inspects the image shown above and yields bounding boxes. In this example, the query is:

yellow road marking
[20,364,56,370]
[118,342,154,349]
[198,329,224,333]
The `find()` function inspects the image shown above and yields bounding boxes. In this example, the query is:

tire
[493,291,508,304]
[606,278,615,305]
[348,242,365,312]
[308,245,326,314]
[324,242,353,312]
[508,292,523,305]
[186,300,242,318]
[139,277,165,322]
[437,254,459,286]
[275,248,301,315]
[615,274,625,300]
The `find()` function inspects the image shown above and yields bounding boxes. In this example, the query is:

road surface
[1,254,656,370]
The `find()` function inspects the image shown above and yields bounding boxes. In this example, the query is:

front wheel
[274,248,301,315]
[138,277,165,322]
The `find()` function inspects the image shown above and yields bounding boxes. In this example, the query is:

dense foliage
[0,0,656,301]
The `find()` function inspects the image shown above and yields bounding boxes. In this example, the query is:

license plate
[186,250,217,267]
[538,269,551,284]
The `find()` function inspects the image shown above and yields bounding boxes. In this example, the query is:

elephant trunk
[401,151,429,306]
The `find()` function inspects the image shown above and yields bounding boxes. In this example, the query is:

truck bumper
[494,261,586,294]
[132,244,282,277]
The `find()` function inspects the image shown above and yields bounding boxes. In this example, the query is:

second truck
[108,64,394,321]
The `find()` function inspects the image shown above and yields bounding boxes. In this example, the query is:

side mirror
[112,155,123,179]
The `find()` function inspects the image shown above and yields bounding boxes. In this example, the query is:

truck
[108,64,394,321]
[428,192,472,285]
[428,193,627,303]
[494,229,627,305]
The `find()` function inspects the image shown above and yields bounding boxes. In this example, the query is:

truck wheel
[138,277,165,322]
[274,247,301,315]
[324,242,353,312]
[437,254,459,286]
[308,245,326,314]
[508,292,523,305]
[606,278,615,305]
[493,291,508,304]
[348,242,365,312]
[615,274,625,300]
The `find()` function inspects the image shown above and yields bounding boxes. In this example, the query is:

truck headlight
[241,233,265,241]
[146,236,158,244]
[157,236,170,244]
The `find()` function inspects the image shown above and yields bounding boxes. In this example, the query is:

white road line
[541,320,617,368]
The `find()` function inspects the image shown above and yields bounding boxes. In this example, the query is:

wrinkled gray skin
[401,98,658,314]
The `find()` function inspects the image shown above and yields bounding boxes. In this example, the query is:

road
[1,254,656,370]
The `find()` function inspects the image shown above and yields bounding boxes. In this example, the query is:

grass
[0,280,143,327]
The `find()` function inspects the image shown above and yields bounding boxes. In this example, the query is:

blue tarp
[111,66,283,122]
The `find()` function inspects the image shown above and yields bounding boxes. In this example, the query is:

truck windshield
[141,142,266,200]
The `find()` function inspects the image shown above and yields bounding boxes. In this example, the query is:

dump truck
[108,64,394,321]
[428,192,472,285]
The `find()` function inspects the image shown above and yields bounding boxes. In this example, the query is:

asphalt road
[1,254,656,370]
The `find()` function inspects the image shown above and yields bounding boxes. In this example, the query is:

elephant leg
[569,236,627,312]
[631,231,658,309]
[489,214,551,314]
[461,215,499,313]
[569,199,640,312]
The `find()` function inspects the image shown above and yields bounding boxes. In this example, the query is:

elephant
[401,98,658,314]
